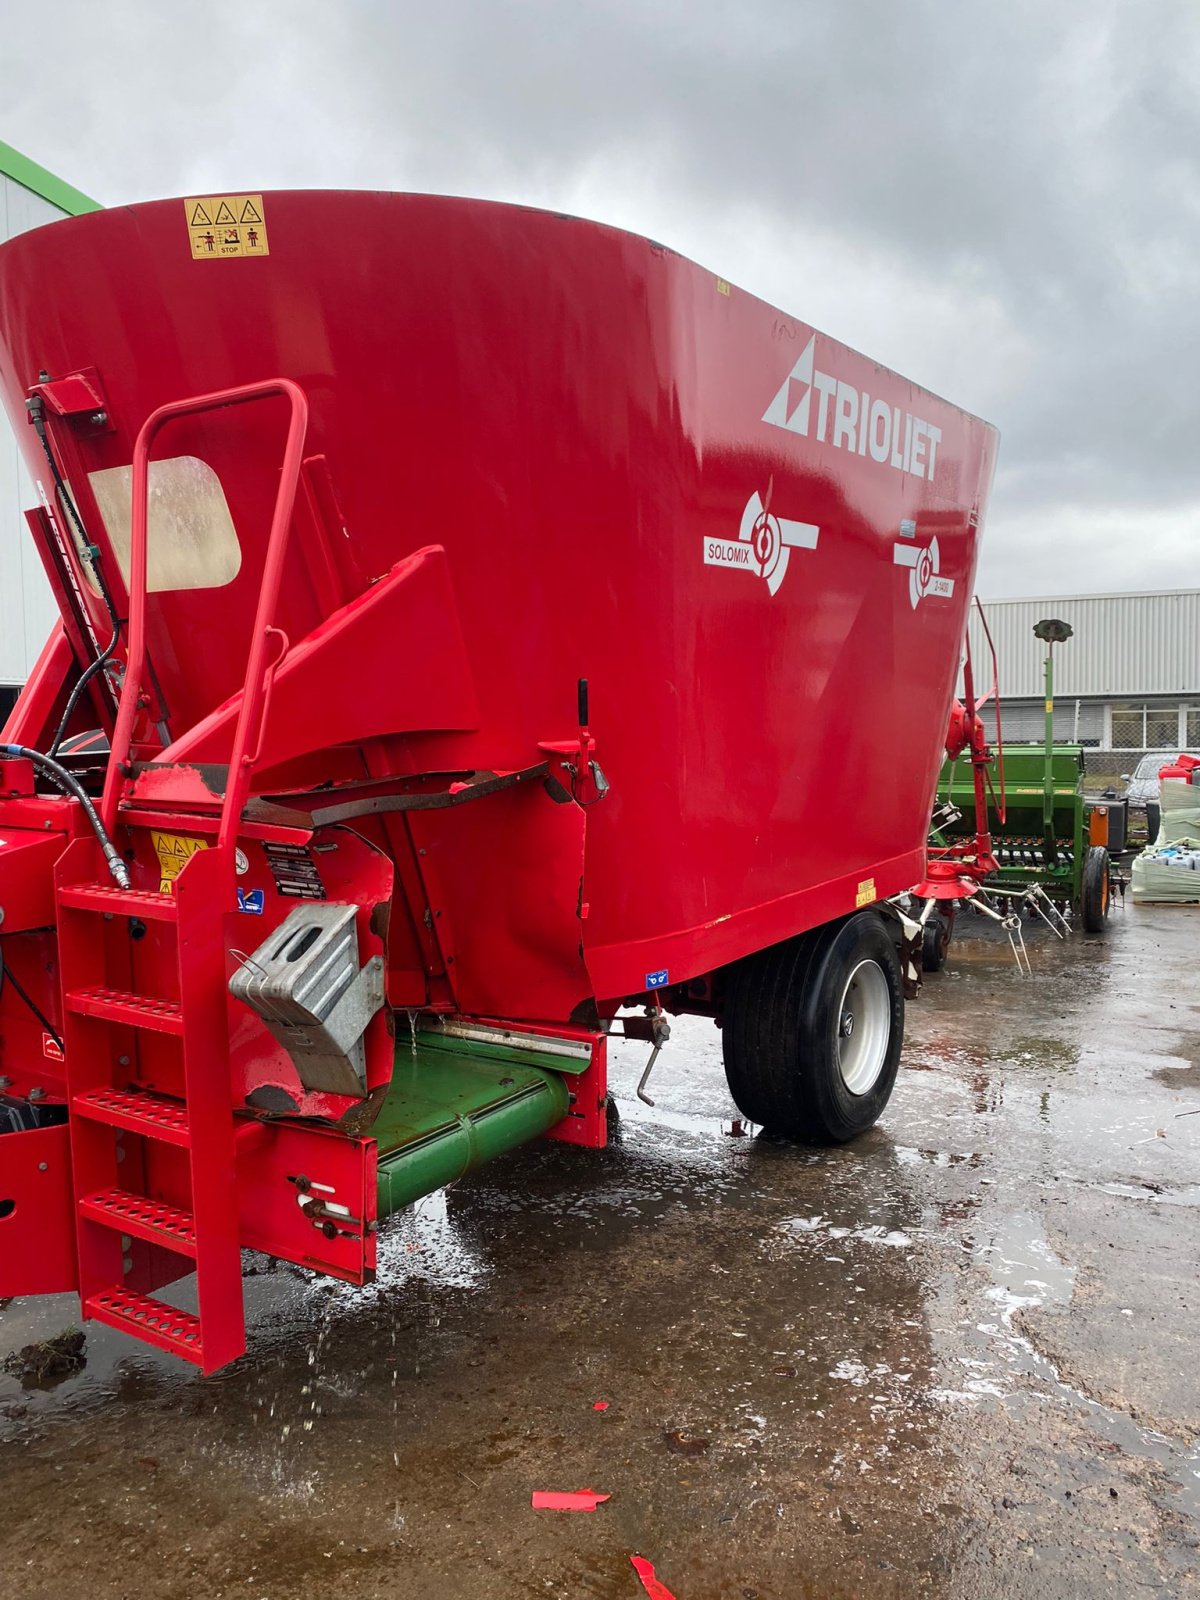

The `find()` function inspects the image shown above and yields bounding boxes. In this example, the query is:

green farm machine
[923,618,1116,970]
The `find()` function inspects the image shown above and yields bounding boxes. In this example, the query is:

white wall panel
[967,592,1200,701]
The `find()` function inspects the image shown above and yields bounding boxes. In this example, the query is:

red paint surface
[0,192,995,1021]
[0,1124,76,1296]
[630,1555,678,1599]
[530,1490,610,1511]
[0,194,995,1348]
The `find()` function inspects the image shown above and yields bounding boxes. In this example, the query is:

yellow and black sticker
[185,194,269,260]
[151,830,208,894]
[855,877,877,908]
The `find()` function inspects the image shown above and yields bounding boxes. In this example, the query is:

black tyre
[1081,845,1111,934]
[922,914,950,973]
[1145,801,1161,845]
[722,912,904,1143]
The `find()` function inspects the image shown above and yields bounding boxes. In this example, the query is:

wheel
[722,911,904,1143]
[922,913,950,972]
[1145,800,1161,845]
[1081,845,1111,933]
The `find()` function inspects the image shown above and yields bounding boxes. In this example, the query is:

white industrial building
[0,141,98,719]
[967,590,1200,773]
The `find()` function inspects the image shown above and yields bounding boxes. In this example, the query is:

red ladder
[57,843,244,1369]
[56,380,308,1371]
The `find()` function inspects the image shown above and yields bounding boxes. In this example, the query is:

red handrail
[100,380,309,849]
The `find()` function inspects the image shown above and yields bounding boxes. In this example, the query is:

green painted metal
[0,139,100,217]
[1042,649,1055,857]
[936,743,1087,901]
[373,1032,570,1219]
[415,1027,592,1076]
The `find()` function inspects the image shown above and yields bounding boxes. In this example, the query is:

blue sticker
[645,968,669,989]
[237,887,266,915]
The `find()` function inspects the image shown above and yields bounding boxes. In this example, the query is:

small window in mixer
[88,455,242,593]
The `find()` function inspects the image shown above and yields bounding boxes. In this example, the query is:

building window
[1109,703,1200,751]
[1110,705,1149,749]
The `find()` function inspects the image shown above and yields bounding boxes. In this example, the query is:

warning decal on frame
[855,877,877,908]
[185,194,269,260]
[151,831,208,894]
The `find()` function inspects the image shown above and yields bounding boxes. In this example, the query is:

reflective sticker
[185,194,269,260]
[151,831,208,894]
[645,968,669,989]
[856,877,877,908]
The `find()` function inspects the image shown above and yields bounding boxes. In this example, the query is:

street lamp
[1032,618,1074,860]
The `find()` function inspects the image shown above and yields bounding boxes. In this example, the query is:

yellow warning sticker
[715,277,731,296]
[151,831,208,894]
[185,194,269,260]
[855,877,877,908]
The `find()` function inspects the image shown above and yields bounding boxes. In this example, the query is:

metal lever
[636,1011,671,1106]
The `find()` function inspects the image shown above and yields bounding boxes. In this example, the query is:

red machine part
[917,601,1004,903]
[0,192,997,1367]
[0,192,996,1018]
[0,1124,76,1297]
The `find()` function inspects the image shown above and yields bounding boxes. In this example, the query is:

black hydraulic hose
[25,395,124,756]
[0,943,64,1054]
[0,744,129,889]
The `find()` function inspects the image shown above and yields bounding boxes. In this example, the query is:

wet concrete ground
[2,899,1199,1598]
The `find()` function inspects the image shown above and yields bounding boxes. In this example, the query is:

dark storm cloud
[2,0,1197,595]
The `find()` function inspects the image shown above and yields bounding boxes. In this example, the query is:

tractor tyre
[722,911,904,1143]
[922,914,950,973]
[1081,845,1111,933]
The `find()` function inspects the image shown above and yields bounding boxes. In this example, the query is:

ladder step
[73,1086,190,1146]
[85,1285,204,1364]
[58,883,178,921]
[65,987,184,1035]
[79,1187,197,1257]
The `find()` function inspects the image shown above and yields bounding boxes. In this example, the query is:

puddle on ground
[3,914,1200,1595]
[1097,1181,1200,1207]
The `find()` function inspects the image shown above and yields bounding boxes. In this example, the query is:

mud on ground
[2,901,1198,1598]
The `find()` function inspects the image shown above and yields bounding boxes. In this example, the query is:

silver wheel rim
[836,959,891,1095]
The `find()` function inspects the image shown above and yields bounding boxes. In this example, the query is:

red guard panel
[0,1124,77,1296]
[165,545,480,773]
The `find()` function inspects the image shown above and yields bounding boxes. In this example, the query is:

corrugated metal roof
[968,592,1200,700]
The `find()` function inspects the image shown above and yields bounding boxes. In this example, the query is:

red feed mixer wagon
[0,192,997,1371]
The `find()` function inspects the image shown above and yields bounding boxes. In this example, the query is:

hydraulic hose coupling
[102,841,132,891]
[0,743,130,890]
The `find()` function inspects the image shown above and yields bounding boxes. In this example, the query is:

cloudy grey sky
[2,0,1196,598]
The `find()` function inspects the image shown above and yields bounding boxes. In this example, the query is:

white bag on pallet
[1132,780,1200,902]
